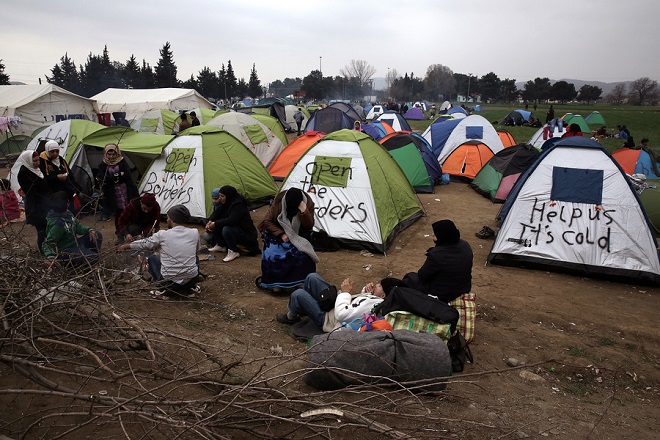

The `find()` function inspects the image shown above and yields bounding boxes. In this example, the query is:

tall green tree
[237,78,248,98]
[0,60,9,85]
[124,55,141,89]
[80,52,104,96]
[248,64,262,98]
[196,67,218,98]
[217,64,227,100]
[140,59,156,89]
[181,74,197,90]
[577,84,602,103]
[500,79,518,102]
[391,72,424,101]
[301,70,326,100]
[225,60,237,99]
[47,53,80,93]
[478,72,502,102]
[522,77,552,102]
[550,80,577,103]
[154,42,178,87]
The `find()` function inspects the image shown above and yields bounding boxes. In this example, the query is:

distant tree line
[41,43,261,102]
[3,44,658,105]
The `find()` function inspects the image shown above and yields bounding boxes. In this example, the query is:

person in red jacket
[116,193,160,243]
[0,178,21,225]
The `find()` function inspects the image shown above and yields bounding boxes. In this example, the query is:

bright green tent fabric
[80,128,173,175]
[139,131,278,218]
[585,111,607,126]
[562,113,590,133]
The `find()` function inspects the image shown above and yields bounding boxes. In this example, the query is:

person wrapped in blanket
[119,205,200,299]
[257,187,319,292]
[276,273,399,331]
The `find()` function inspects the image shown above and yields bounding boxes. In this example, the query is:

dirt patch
[1,161,659,439]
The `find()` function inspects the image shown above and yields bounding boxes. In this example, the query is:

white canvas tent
[366,105,386,120]
[91,88,212,122]
[529,124,565,149]
[489,137,660,284]
[206,112,285,168]
[0,84,99,136]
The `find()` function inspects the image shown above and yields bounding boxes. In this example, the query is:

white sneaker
[208,245,226,252]
[223,249,240,262]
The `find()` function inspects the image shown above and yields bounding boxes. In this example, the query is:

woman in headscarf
[257,187,318,292]
[39,139,80,212]
[204,185,260,262]
[402,219,473,303]
[16,150,50,252]
[96,143,138,224]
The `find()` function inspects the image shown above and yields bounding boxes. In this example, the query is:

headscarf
[45,140,61,167]
[432,219,460,245]
[211,187,221,205]
[103,143,123,166]
[167,204,190,224]
[277,189,319,263]
[17,150,43,178]
[219,185,239,205]
[284,187,304,220]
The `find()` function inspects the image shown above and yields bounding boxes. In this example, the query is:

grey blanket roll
[304,329,451,391]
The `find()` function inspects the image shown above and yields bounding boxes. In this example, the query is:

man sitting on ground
[116,193,160,243]
[276,273,395,331]
[119,205,200,299]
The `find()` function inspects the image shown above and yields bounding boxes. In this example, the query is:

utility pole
[467,73,472,102]
[319,56,322,76]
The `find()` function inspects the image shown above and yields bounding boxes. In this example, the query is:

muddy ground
[1,158,659,439]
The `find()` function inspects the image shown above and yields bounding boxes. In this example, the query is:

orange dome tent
[441,141,496,180]
[268,131,325,180]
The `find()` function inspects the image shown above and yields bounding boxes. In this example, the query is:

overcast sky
[3,0,659,88]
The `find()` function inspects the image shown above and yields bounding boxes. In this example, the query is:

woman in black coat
[96,143,138,223]
[403,219,473,303]
[16,150,50,253]
[205,185,260,262]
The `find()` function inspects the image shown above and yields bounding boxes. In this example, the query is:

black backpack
[375,286,459,334]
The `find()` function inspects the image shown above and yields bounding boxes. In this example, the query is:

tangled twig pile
[0,227,483,439]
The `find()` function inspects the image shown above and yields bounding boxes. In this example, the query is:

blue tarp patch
[551,167,603,204]
[465,126,483,139]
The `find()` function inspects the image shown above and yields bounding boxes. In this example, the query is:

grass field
[408,104,660,154]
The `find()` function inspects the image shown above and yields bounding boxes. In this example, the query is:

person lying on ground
[118,205,200,299]
[276,272,399,331]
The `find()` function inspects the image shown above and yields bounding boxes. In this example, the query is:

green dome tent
[281,129,423,252]
[139,130,278,218]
